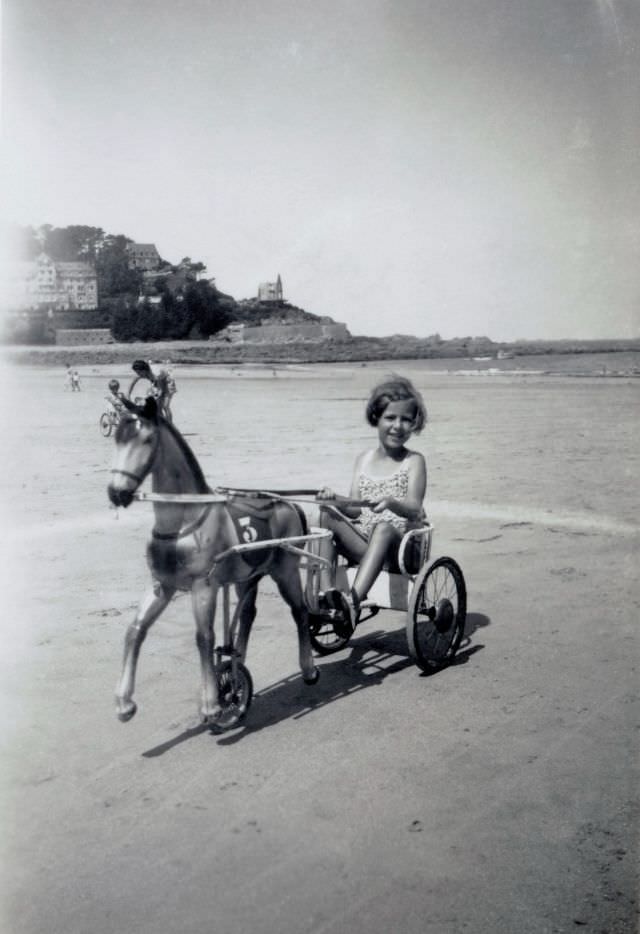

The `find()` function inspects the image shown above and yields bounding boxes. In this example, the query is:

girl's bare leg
[318,506,368,591]
[352,522,402,605]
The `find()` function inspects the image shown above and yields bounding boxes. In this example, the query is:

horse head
[108,396,160,507]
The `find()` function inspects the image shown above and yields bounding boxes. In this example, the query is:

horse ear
[141,396,159,421]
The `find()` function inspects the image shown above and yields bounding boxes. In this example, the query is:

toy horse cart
[133,488,467,720]
[107,397,466,731]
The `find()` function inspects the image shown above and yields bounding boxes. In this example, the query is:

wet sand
[1,362,638,933]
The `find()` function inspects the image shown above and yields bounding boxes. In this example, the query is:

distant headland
[3,224,639,369]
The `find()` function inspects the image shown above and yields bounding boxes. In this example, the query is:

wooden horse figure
[107,396,319,725]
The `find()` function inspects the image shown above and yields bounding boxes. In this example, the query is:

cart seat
[337,524,433,612]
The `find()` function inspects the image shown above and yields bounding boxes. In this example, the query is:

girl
[316,375,427,637]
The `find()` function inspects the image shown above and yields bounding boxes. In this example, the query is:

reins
[215,487,377,509]
[135,491,228,504]
[133,487,376,509]
[217,487,320,497]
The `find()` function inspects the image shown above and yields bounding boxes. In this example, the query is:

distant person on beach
[64,364,73,391]
[128,359,175,422]
[71,370,81,392]
[315,374,427,637]
[160,361,177,417]
[128,359,155,402]
[154,368,176,423]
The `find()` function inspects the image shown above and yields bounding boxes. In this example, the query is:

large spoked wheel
[100,413,113,437]
[407,556,466,672]
[308,613,351,655]
[215,660,253,729]
[129,375,156,407]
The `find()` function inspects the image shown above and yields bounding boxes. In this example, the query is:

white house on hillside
[126,243,161,270]
[5,252,98,310]
[257,274,283,302]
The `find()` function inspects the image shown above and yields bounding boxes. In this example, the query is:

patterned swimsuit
[354,453,423,539]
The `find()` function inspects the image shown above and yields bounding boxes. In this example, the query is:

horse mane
[160,417,211,493]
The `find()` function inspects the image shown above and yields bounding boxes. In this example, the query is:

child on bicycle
[316,375,427,637]
[105,378,124,416]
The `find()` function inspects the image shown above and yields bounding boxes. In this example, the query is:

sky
[2,0,639,340]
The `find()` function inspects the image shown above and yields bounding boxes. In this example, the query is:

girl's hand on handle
[372,497,394,514]
[316,486,336,502]
[372,496,425,522]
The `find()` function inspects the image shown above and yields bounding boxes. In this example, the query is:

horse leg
[271,559,320,685]
[191,577,222,724]
[116,579,175,722]
[234,579,259,664]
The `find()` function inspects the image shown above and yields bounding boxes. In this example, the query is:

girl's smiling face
[377,399,417,452]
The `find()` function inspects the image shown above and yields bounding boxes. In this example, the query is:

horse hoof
[304,667,320,686]
[200,706,222,725]
[117,701,137,722]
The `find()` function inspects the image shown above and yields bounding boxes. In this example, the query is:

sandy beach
[1,359,638,933]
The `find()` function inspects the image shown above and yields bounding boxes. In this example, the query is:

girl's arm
[373,452,427,521]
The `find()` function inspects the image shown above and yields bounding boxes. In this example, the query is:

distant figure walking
[158,360,177,421]
[64,364,73,391]
[128,359,155,401]
[71,370,81,392]
[128,359,175,422]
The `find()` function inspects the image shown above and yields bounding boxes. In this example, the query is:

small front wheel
[216,661,253,728]
[100,413,113,437]
[407,557,466,672]
[308,613,351,655]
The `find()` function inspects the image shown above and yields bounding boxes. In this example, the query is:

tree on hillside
[111,298,137,341]
[42,225,105,261]
[178,257,206,275]
[96,235,142,299]
[135,300,163,341]
[183,280,230,337]
[159,292,194,340]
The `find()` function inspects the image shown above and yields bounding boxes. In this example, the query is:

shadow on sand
[142,611,491,756]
